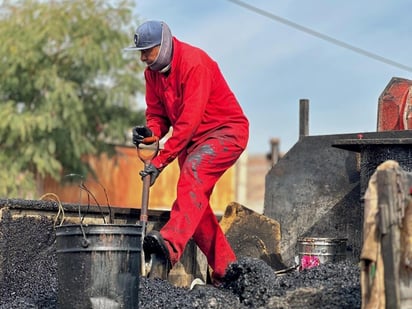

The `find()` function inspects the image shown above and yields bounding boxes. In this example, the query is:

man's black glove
[139,163,161,186]
[132,126,153,146]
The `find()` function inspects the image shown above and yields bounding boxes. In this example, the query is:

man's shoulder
[174,38,213,65]
[175,38,203,54]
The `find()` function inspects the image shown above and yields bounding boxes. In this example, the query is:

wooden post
[299,99,309,139]
[377,169,401,309]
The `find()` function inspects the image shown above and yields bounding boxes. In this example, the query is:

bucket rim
[55,224,142,236]
[297,237,348,242]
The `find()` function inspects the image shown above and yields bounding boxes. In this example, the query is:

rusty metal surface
[377,77,412,131]
[41,145,236,212]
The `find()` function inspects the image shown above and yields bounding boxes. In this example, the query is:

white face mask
[149,23,173,72]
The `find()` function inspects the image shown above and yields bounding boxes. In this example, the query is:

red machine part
[377,77,412,131]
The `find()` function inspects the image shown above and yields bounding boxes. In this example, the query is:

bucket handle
[78,222,90,248]
[65,174,114,224]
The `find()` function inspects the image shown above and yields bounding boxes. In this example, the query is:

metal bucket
[56,224,142,309]
[297,237,348,264]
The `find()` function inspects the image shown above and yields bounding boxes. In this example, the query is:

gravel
[139,257,361,309]
[0,210,361,309]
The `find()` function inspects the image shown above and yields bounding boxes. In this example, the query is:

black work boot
[143,230,172,280]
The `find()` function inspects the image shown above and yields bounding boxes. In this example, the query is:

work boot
[143,230,172,280]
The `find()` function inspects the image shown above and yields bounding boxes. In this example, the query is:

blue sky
[134,0,411,155]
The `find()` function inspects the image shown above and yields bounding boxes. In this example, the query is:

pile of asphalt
[0,254,360,309]
[0,213,58,309]
[139,257,361,309]
[0,210,360,308]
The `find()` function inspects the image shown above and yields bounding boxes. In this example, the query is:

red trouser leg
[160,138,244,278]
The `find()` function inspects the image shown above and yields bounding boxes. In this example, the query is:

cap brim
[123,42,161,52]
[123,46,145,52]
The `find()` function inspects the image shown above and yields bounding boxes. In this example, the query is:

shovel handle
[137,140,158,277]
[142,136,159,145]
[136,137,159,163]
[140,172,151,222]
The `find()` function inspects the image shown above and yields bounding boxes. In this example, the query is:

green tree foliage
[0,0,146,198]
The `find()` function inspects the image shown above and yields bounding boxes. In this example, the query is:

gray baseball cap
[124,20,164,51]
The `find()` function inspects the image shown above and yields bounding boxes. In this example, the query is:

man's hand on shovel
[132,125,153,146]
[140,163,161,186]
[132,125,161,185]
[135,133,161,186]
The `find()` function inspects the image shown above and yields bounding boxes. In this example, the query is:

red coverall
[144,37,249,279]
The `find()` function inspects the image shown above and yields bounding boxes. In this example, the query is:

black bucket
[56,224,142,309]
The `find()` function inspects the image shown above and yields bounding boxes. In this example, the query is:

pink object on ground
[300,255,320,271]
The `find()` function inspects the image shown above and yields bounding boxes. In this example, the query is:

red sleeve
[151,64,212,169]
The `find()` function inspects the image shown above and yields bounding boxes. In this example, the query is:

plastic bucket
[56,224,142,309]
[297,237,347,264]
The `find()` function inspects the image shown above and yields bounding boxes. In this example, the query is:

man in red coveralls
[125,20,249,285]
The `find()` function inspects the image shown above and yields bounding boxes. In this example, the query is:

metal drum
[56,224,142,309]
[297,237,348,264]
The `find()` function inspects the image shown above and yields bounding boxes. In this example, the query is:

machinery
[377,77,412,131]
